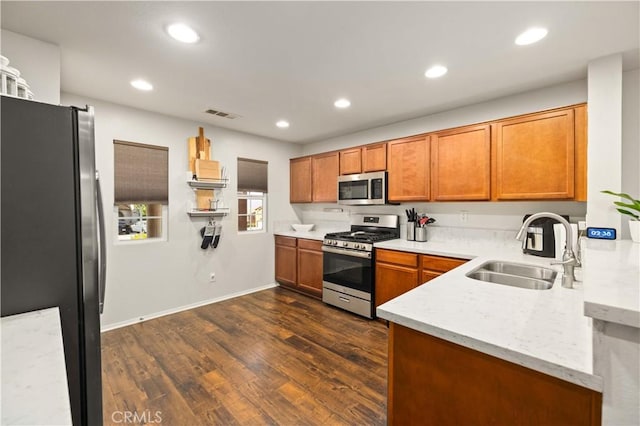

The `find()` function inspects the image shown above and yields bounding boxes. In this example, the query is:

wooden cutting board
[195,159,220,180]
[188,127,211,174]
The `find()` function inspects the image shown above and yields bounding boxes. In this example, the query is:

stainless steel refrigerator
[1,95,106,425]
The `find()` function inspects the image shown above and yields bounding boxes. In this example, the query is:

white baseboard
[100,283,278,332]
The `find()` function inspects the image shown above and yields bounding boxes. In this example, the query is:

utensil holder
[406,222,416,241]
[415,226,428,242]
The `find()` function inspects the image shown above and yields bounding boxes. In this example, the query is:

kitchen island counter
[376,236,621,392]
[1,307,72,425]
[582,240,639,328]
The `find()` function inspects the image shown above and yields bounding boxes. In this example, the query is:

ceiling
[1,1,638,144]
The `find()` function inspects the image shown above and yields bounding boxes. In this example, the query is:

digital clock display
[586,227,617,240]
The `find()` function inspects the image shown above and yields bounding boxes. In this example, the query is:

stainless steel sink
[466,261,557,290]
[479,261,557,282]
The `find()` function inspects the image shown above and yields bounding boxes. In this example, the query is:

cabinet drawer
[323,287,372,318]
[275,236,297,247]
[298,238,322,251]
[421,255,467,273]
[377,249,418,268]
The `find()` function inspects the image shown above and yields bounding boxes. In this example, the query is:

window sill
[114,236,167,245]
[238,230,267,236]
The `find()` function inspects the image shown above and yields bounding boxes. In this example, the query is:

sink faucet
[515,212,579,289]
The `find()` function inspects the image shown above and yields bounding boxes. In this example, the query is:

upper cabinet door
[387,135,430,202]
[312,152,339,202]
[431,124,491,201]
[362,143,387,172]
[290,157,312,203]
[494,108,575,200]
[339,148,362,175]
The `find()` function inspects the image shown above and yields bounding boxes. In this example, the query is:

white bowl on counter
[291,224,315,232]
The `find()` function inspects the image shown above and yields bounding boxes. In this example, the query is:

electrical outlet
[460,211,469,223]
[209,272,216,282]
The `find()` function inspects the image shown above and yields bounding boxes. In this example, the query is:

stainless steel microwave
[337,171,387,205]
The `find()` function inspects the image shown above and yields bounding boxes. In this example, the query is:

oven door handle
[322,246,372,259]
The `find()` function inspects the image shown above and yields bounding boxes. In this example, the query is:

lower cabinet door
[375,262,419,307]
[421,270,441,283]
[275,243,297,287]
[297,240,323,297]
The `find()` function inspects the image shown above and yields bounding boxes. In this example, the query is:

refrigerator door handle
[96,170,107,314]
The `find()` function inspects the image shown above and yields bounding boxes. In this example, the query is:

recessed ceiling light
[167,23,200,44]
[334,98,351,109]
[424,65,448,79]
[276,120,290,128]
[515,27,548,46]
[130,79,153,91]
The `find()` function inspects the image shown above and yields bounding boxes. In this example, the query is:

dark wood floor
[101,287,388,425]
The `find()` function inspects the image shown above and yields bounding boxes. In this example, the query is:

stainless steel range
[322,214,400,318]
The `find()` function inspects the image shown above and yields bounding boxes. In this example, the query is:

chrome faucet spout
[515,212,577,289]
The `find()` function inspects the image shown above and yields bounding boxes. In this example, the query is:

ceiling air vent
[204,109,240,120]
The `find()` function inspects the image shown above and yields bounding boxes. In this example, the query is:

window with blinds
[237,158,267,232]
[114,140,168,241]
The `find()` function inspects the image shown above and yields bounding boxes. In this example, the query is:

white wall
[299,79,589,231]
[0,29,60,104]
[621,68,640,239]
[62,93,302,329]
[587,54,623,235]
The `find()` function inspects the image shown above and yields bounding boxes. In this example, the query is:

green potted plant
[601,190,640,243]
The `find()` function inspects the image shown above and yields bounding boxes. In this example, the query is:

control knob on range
[342,242,349,247]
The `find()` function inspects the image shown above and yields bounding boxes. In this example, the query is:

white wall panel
[62,93,302,328]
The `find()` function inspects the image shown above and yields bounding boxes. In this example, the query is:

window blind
[237,158,268,193]
[114,140,168,204]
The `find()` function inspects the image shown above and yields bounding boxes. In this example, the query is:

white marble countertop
[1,307,72,425]
[582,240,639,328]
[376,237,604,391]
[274,225,349,242]
[274,229,328,241]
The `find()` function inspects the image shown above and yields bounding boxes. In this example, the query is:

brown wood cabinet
[493,108,575,200]
[275,236,323,298]
[388,323,602,426]
[362,143,387,172]
[275,236,297,287]
[431,124,491,201]
[289,157,312,203]
[376,249,467,307]
[387,135,430,202]
[296,239,323,297]
[339,148,362,175]
[421,254,467,283]
[290,103,587,204]
[375,249,419,307]
[311,152,339,202]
